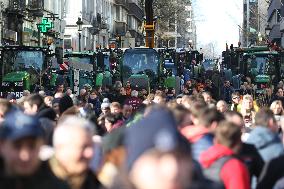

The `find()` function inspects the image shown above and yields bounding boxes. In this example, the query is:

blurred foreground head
[0,110,44,176]
[53,116,95,175]
[125,107,192,189]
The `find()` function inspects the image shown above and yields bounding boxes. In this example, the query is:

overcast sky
[192,0,243,55]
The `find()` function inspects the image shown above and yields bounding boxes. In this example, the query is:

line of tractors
[0,45,204,98]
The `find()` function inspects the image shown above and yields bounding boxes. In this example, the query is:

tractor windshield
[122,49,159,79]
[68,57,91,64]
[3,50,44,75]
[245,54,276,76]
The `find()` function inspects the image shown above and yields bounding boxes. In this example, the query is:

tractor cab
[0,46,49,97]
[121,48,160,91]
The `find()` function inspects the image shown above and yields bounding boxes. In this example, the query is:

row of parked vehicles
[0,45,205,98]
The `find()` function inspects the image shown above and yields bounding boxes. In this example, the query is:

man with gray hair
[50,116,102,189]
[124,90,143,111]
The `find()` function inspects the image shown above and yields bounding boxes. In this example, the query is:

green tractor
[0,46,53,98]
[120,48,159,91]
[223,45,284,95]
[62,51,113,94]
[120,48,183,93]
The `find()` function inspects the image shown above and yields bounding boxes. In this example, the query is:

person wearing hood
[117,107,213,189]
[200,121,250,189]
[246,108,284,162]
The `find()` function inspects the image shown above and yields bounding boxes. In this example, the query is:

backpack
[203,156,234,188]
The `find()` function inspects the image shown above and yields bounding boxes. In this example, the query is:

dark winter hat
[59,95,74,114]
[0,110,44,141]
[102,126,125,155]
[6,93,16,101]
[52,98,61,106]
[125,107,191,170]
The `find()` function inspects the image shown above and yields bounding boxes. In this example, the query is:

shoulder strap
[203,156,233,184]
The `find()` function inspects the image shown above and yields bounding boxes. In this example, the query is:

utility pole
[246,0,250,47]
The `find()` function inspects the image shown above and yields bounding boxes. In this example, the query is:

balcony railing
[128,2,143,21]
[115,0,129,9]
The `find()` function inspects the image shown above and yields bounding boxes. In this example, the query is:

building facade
[0,0,64,50]
[242,0,269,47]
[267,0,283,46]
[63,0,143,50]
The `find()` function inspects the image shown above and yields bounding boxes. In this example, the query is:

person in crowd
[122,104,133,121]
[7,93,17,103]
[166,87,176,102]
[0,99,13,123]
[54,92,64,99]
[153,93,166,104]
[98,127,125,188]
[77,88,88,102]
[246,108,284,162]
[204,79,218,101]
[94,86,104,102]
[24,94,57,121]
[50,116,102,189]
[104,113,124,132]
[121,108,196,189]
[56,84,64,93]
[0,110,69,189]
[240,81,253,95]
[270,100,283,116]
[200,121,250,189]
[221,80,234,103]
[270,87,284,106]
[117,87,128,105]
[100,98,111,116]
[176,94,183,104]
[58,95,74,116]
[143,93,155,105]
[230,92,241,112]
[257,154,284,189]
[44,96,54,108]
[23,90,31,96]
[52,97,61,117]
[124,90,143,111]
[181,106,224,161]
[216,100,228,113]
[88,89,102,116]
[240,94,256,128]
[202,91,215,107]
[110,102,123,116]
[224,111,264,185]
[125,81,132,96]
[65,87,73,96]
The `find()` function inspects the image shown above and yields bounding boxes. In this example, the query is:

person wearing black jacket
[257,155,284,189]
[225,111,265,184]
[0,110,69,189]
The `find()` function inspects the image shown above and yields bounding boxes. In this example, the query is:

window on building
[116,6,120,21]
[64,39,72,50]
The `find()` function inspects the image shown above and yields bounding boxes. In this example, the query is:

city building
[242,0,269,47]
[267,0,282,46]
[0,0,64,49]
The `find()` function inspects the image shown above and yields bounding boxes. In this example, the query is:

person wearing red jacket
[199,121,250,189]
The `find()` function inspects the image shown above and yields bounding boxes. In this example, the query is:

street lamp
[76,17,83,52]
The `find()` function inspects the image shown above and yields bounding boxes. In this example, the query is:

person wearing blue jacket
[246,108,284,162]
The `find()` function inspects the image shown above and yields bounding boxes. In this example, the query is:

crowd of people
[1,78,284,189]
